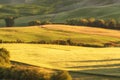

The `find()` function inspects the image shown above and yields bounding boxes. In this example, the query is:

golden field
[0,25,120,79]
[0,44,120,76]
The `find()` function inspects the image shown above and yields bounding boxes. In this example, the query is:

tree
[4,16,16,27]
[107,19,117,29]
[28,20,41,26]
[88,18,96,26]
[79,18,88,26]
[66,18,78,25]
[93,19,106,27]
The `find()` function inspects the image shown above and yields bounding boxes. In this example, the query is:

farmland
[0,0,120,26]
[0,25,120,80]
[0,25,120,47]
[0,43,120,80]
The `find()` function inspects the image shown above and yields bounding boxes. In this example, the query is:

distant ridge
[0,0,34,4]
[0,0,120,26]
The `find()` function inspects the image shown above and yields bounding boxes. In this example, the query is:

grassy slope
[0,0,120,26]
[11,4,120,26]
[17,4,120,24]
[0,25,120,46]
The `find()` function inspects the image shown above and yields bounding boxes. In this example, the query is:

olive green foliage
[0,48,10,67]
[4,16,16,27]
[28,20,51,26]
[41,20,51,25]
[0,65,72,80]
[66,18,120,29]
[0,66,48,80]
[28,20,41,26]
[51,71,72,80]
[29,39,105,47]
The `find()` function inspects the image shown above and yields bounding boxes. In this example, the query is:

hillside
[1,43,120,80]
[0,0,120,26]
[0,25,120,47]
[0,0,34,4]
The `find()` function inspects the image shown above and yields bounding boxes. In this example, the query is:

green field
[0,0,120,26]
[0,43,120,80]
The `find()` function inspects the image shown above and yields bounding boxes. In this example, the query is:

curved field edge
[0,44,120,77]
[0,25,120,47]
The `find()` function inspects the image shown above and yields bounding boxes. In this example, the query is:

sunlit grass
[0,44,120,76]
[0,25,119,47]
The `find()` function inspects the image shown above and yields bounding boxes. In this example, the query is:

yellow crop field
[0,25,120,79]
[0,44,120,77]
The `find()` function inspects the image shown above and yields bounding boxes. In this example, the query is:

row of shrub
[66,18,120,29]
[30,40,120,47]
[0,39,120,47]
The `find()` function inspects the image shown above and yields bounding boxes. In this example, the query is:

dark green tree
[28,20,41,26]
[4,16,16,27]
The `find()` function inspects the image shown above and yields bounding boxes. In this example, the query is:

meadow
[0,43,120,80]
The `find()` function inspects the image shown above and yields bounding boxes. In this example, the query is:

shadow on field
[51,59,120,80]
[70,67,120,80]
[11,60,57,71]
[11,59,120,80]
[52,58,120,63]
[11,61,40,67]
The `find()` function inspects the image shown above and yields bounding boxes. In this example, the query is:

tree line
[2,16,120,30]
[3,16,51,27]
[66,18,120,29]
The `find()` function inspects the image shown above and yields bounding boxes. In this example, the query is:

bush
[0,66,48,80]
[38,40,46,44]
[106,19,117,29]
[28,20,51,26]
[79,18,88,26]
[104,42,120,47]
[66,18,120,29]
[93,19,106,27]
[52,40,68,45]
[41,20,51,25]
[0,65,72,80]
[0,39,3,43]
[0,48,10,67]
[51,71,72,80]
[16,39,24,43]
[28,20,41,26]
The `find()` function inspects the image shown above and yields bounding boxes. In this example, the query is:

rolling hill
[1,43,120,80]
[0,25,120,80]
[0,0,120,26]
[0,24,120,47]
